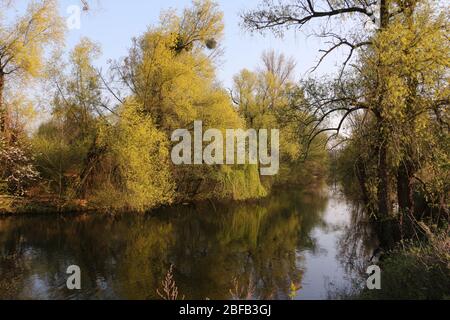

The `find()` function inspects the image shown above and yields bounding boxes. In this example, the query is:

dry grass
[156,264,185,300]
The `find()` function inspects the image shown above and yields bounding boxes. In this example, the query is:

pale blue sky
[57,0,339,88]
[7,1,345,87]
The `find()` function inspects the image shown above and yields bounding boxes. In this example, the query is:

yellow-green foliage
[32,38,103,201]
[33,120,90,194]
[224,165,268,201]
[207,165,267,201]
[345,0,450,210]
[0,0,64,79]
[119,0,267,204]
[233,52,329,187]
[359,236,450,300]
[123,0,224,132]
[28,0,269,211]
[105,102,175,211]
[0,196,13,212]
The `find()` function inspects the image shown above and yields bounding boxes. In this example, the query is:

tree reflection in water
[328,190,379,299]
[0,187,373,300]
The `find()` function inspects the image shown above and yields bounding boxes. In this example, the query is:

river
[0,186,377,300]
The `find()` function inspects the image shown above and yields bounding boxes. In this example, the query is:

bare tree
[261,50,296,85]
[241,0,407,222]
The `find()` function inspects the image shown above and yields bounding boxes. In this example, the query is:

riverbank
[338,233,450,300]
[0,180,323,217]
[362,237,450,300]
[0,195,94,216]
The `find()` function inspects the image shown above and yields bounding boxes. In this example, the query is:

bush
[360,236,450,300]
[94,102,175,212]
[0,138,39,197]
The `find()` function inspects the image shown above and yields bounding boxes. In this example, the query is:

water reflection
[0,187,372,300]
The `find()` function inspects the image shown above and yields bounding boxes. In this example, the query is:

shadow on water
[0,186,376,300]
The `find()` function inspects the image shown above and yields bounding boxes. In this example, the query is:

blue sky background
[5,0,350,88]
[57,0,340,88]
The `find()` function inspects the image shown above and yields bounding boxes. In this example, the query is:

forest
[0,0,449,300]
[0,0,329,212]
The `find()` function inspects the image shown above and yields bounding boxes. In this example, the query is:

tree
[111,0,266,204]
[242,0,449,227]
[33,38,105,202]
[103,100,175,211]
[242,1,390,218]
[0,137,38,196]
[0,0,64,143]
[115,0,225,132]
[232,51,328,186]
[362,1,449,232]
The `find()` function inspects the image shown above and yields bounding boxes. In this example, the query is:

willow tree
[333,1,449,233]
[0,0,64,143]
[116,0,225,132]
[242,0,449,230]
[106,0,266,206]
[361,2,449,232]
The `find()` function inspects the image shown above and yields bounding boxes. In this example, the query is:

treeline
[240,0,449,298]
[332,1,449,246]
[0,0,328,213]
[244,0,448,241]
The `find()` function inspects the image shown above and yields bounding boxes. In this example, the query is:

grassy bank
[357,234,450,300]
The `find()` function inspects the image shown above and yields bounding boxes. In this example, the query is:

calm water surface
[0,187,376,300]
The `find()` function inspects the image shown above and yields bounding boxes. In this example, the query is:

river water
[0,187,377,300]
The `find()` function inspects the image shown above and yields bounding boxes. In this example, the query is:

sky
[56,0,340,88]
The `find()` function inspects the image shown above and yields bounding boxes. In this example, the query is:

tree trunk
[0,71,10,144]
[377,137,391,218]
[397,160,415,237]
[76,136,107,199]
[370,0,397,249]
[0,71,5,135]
[380,0,389,29]
[374,0,391,218]
[355,158,370,207]
[397,164,414,213]
[375,123,397,248]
